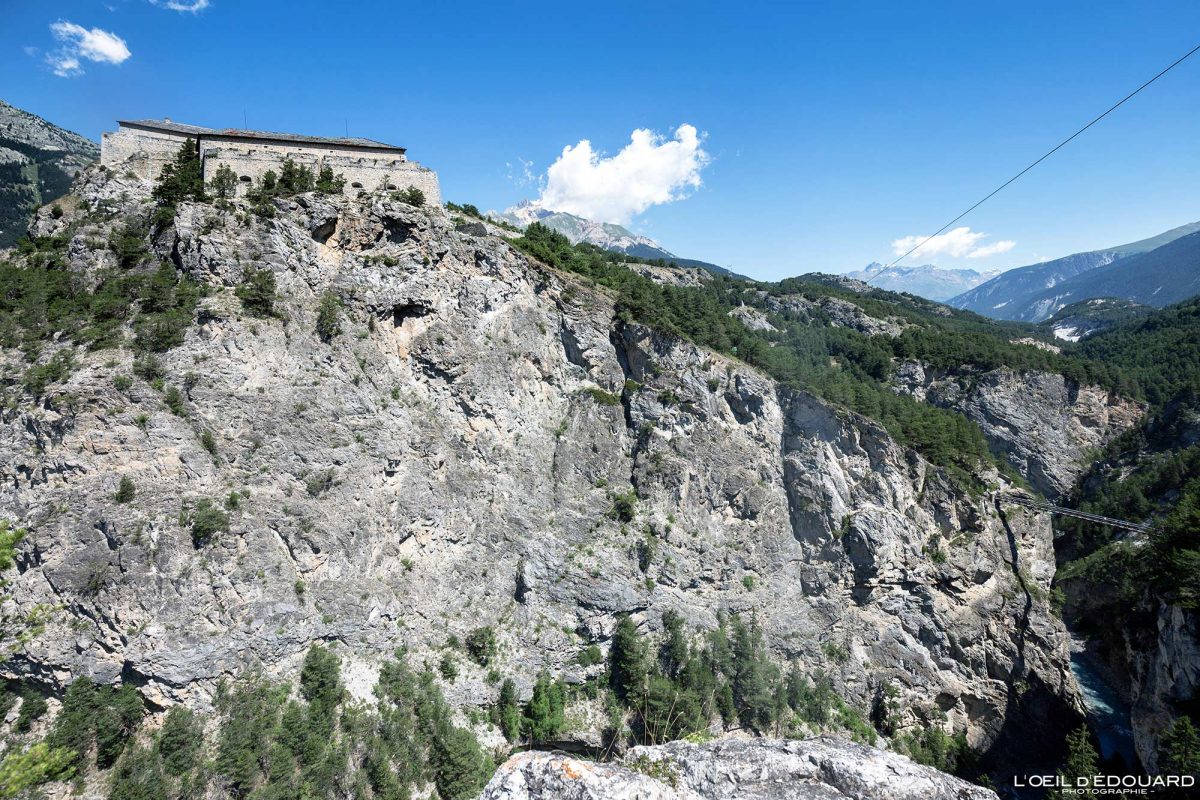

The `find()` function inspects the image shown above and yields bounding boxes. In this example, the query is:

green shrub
[398,187,425,207]
[577,644,603,667]
[150,204,177,231]
[235,267,278,318]
[492,679,522,741]
[315,166,346,194]
[200,430,218,458]
[24,351,74,396]
[610,491,637,522]
[15,689,48,733]
[305,469,335,497]
[133,355,165,381]
[108,743,164,800]
[190,499,229,547]
[113,374,133,391]
[108,219,151,270]
[115,476,136,504]
[439,653,459,682]
[0,743,75,797]
[277,159,314,194]
[48,679,143,771]
[583,386,621,406]
[465,627,497,667]
[163,385,186,416]
[315,291,342,341]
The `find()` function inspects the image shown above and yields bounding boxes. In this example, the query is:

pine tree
[1052,725,1098,798]
[235,267,278,318]
[315,291,342,341]
[315,166,346,194]
[492,679,521,741]
[152,139,206,205]
[156,706,202,776]
[609,615,648,700]
[430,726,491,800]
[1159,717,1200,798]
[108,744,166,800]
[522,672,565,743]
[209,164,238,202]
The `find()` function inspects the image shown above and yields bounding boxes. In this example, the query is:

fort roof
[117,119,406,154]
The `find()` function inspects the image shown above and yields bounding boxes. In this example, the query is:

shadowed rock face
[480,737,998,800]
[894,362,1143,500]
[5,167,1081,771]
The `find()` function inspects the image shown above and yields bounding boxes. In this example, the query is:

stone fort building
[100,119,440,204]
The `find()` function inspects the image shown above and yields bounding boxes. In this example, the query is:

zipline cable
[890,41,1200,267]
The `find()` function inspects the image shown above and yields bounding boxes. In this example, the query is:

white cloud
[890,226,1015,261]
[48,54,82,77]
[533,124,710,224]
[506,157,542,190]
[150,0,211,11]
[48,21,130,77]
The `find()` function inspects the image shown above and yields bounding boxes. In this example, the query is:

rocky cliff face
[2,167,1087,788]
[894,362,1143,499]
[480,737,998,799]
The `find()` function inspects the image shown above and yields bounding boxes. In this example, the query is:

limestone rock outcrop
[480,737,998,800]
[893,362,1143,499]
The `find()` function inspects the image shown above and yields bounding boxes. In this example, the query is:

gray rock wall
[3,168,1078,762]
[894,362,1143,499]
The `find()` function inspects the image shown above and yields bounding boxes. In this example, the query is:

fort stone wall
[100,127,192,180]
[100,123,440,205]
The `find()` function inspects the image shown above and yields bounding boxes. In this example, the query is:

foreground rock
[480,737,997,800]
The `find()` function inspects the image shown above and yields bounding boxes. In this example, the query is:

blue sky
[3,1,1199,281]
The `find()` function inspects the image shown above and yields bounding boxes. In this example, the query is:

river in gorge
[1069,634,1139,771]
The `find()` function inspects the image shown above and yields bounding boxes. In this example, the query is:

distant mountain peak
[491,202,747,279]
[843,262,1000,302]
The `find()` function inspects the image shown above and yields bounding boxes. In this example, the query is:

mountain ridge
[493,200,747,278]
[947,219,1200,321]
[0,99,99,247]
[844,262,1000,301]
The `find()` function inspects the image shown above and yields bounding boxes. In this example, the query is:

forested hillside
[516,223,1128,484]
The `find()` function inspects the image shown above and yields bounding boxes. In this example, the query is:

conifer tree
[609,615,648,700]
[1052,725,1098,798]
[1159,717,1200,799]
